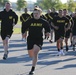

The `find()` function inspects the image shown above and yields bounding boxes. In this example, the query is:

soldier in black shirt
[50,8,58,43]
[0,2,18,59]
[72,13,76,51]
[45,9,54,42]
[20,8,30,40]
[23,8,50,75]
[50,8,58,18]
[51,9,69,56]
[63,9,74,51]
[45,9,52,22]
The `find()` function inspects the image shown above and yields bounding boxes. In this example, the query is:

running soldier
[49,8,58,42]
[20,8,30,41]
[72,13,76,51]
[22,8,50,75]
[51,9,69,56]
[0,2,18,59]
[63,9,74,51]
[45,9,53,41]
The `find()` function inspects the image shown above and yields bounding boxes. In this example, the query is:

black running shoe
[70,41,72,47]
[29,71,34,75]
[73,45,75,51]
[49,40,53,43]
[3,51,8,60]
[66,46,68,52]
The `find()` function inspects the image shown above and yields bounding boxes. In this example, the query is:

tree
[67,0,76,12]
[17,0,27,11]
[0,0,3,6]
[0,0,9,7]
[62,3,68,10]
[37,0,63,10]
[36,0,76,12]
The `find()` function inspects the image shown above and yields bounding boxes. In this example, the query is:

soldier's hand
[23,33,27,39]
[13,23,15,26]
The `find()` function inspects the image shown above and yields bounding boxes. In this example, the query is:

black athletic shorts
[55,30,64,41]
[65,29,71,38]
[27,36,43,50]
[21,24,29,34]
[1,30,13,40]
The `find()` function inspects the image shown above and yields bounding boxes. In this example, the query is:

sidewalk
[0,34,76,75]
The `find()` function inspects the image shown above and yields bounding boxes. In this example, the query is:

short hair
[63,9,67,11]
[59,9,62,12]
[24,8,27,10]
[34,7,42,12]
[5,2,11,5]
[51,8,55,10]
[63,9,68,13]
[34,5,39,8]
[5,2,12,6]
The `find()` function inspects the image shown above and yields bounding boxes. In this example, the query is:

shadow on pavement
[0,54,31,64]
[0,39,76,69]
[55,63,76,70]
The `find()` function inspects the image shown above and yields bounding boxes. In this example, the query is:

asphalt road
[0,34,76,75]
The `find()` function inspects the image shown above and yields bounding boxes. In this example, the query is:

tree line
[0,0,26,11]
[35,0,76,12]
[0,0,76,12]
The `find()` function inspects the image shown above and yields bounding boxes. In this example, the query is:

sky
[9,0,67,3]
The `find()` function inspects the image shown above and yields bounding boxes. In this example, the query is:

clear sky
[61,0,67,3]
[9,0,67,3]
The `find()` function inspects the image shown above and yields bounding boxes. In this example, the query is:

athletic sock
[61,47,63,49]
[30,66,35,72]
[58,48,60,52]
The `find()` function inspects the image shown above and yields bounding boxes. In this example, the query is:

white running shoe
[57,51,62,56]
[60,50,65,56]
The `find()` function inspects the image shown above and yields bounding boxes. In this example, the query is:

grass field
[13,28,21,34]
[16,11,22,25]
[0,28,21,34]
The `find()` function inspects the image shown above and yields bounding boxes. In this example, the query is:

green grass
[0,28,21,34]
[16,11,22,25]
[13,28,21,34]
